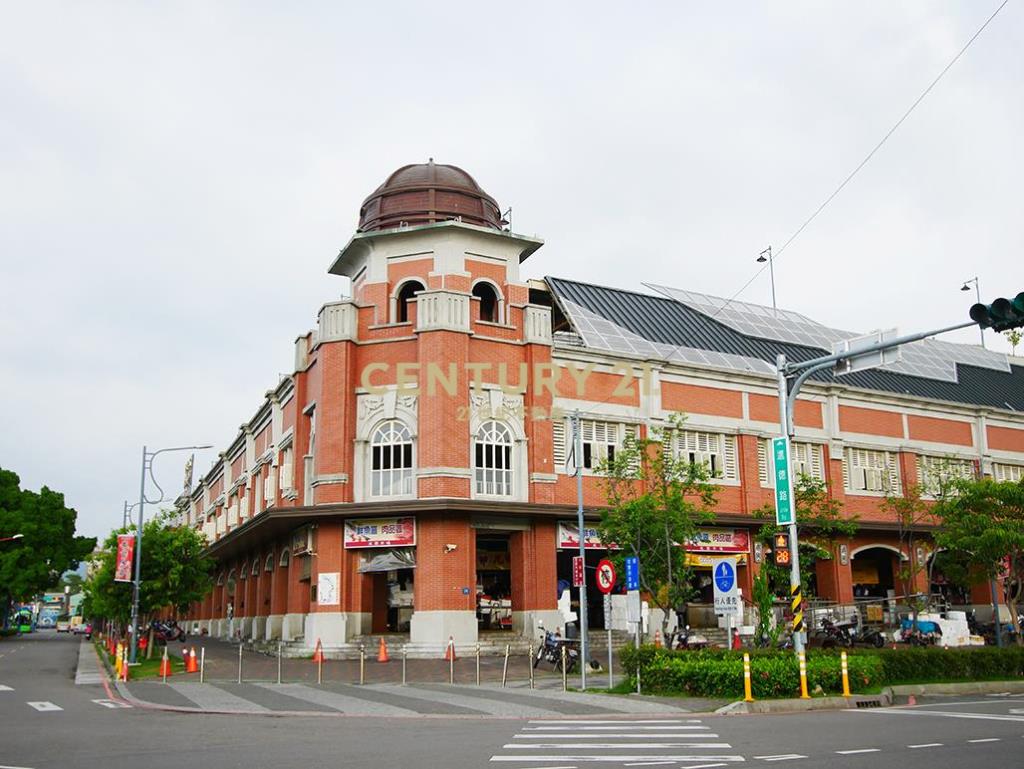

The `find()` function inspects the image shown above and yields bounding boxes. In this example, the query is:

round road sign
[596,559,617,594]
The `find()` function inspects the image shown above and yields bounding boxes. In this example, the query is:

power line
[715,0,1010,318]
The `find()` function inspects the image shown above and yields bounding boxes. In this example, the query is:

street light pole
[129,444,211,664]
[573,410,589,691]
[758,247,776,314]
[961,277,984,348]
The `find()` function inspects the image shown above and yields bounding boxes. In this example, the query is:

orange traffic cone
[443,635,457,661]
[312,638,324,664]
[184,647,196,673]
[159,651,173,679]
[654,630,663,648]
[377,637,390,663]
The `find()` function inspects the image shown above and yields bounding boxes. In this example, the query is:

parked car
[55,619,71,633]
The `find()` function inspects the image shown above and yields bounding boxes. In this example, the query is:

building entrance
[477,536,513,631]
[358,549,415,633]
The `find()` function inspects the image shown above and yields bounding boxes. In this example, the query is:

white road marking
[513,734,720,739]
[860,709,1024,723]
[967,738,1000,743]
[490,757,745,763]
[26,701,62,712]
[624,763,675,767]
[754,756,807,762]
[835,749,879,755]
[1008,708,1024,714]
[907,743,943,748]
[0,685,13,691]
[91,698,132,709]
[528,720,691,725]
[504,743,733,750]
[0,764,38,769]
[523,726,709,731]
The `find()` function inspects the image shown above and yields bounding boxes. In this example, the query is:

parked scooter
[150,619,187,643]
[533,625,578,673]
[670,625,709,650]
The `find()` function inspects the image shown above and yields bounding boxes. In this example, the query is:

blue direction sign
[625,556,640,591]
[771,436,796,526]
[714,560,735,593]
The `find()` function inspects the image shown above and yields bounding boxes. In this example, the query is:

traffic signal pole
[775,319,976,653]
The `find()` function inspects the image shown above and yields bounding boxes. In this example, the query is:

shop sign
[557,521,607,550]
[712,557,742,620]
[572,556,584,587]
[686,528,750,554]
[291,525,312,555]
[114,534,135,582]
[344,516,416,549]
[685,552,748,567]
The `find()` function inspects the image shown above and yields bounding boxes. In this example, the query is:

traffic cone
[121,648,130,682]
[185,647,198,673]
[159,650,173,678]
[443,635,457,661]
[654,630,663,648]
[377,637,390,663]
[312,638,324,663]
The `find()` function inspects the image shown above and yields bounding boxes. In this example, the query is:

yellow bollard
[798,651,810,699]
[114,643,123,677]
[841,650,851,697]
[743,652,754,702]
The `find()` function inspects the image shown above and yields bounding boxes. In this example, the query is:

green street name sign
[772,436,796,526]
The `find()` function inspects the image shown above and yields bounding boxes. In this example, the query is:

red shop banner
[344,517,416,549]
[114,534,135,582]
[686,528,750,554]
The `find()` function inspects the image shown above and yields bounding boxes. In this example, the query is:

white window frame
[474,420,515,497]
[843,447,901,495]
[280,447,295,494]
[917,455,975,497]
[554,418,637,474]
[993,462,1024,483]
[370,420,416,498]
[758,439,824,486]
[668,429,738,484]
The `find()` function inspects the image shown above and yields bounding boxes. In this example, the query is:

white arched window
[474,421,513,496]
[371,420,414,497]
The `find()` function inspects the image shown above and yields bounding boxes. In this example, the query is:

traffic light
[970,292,1024,332]
[773,533,791,567]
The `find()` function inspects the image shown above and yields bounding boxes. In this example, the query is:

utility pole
[573,410,589,691]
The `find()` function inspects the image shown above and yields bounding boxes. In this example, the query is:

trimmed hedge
[619,644,1024,699]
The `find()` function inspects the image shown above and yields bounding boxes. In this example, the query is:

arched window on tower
[371,420,415,497]
[396,280,425,323]
[474,421,513,496]
[472,282,500,323]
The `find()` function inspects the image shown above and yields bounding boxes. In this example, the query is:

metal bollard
[798,650,810,699]
[561,644,568,692]
[359,644,365,685]
[317,651,323,686]
[402,645,407,686]
[501,643,510,688]
[476,643,481,686]
[199,647,205,684]
[743,652,754,702]
[841,650,851,698]
[162,648,168,684]
[448,640,454,685]
[529,645,535,690]
[237,643,243,684]
[277,643,282,685]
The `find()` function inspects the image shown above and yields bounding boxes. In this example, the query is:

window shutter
[842,449,851,490]
[723,435,737,480]
[809,444,824,481]
[282,462,293,491]
[757,439,769,485]
[551,419,566,469]
[886,454,901,494]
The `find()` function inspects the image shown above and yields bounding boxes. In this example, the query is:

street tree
[753,475,858,598]
[83,510,214,629]
[933,478,1024,643]
[598,415,716,641]
[1005,329,1022,356]
[0,467,95,627]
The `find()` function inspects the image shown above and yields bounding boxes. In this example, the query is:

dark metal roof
[546,276,1024,412]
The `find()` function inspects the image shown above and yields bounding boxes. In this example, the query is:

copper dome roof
[358,160,503,232]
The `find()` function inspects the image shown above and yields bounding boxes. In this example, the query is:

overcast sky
[1,2,1021,540]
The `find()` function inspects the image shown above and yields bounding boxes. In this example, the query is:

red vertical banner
[572,556,584,587]
[114,534,135,582]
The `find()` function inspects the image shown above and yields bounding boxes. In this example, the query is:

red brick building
[183,161,1024,653]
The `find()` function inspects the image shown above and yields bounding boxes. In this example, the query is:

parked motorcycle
[815,617,854,649]
[670,625,709,650]
[533,628,578,673]
[150,619,187,643]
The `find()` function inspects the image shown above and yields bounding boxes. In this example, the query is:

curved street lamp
[129,444,212,663]
[0,534,24,543]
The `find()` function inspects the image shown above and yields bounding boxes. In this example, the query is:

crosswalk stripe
[514,734,720,739]
[0,685,13,691]
[524,726,709,731]
[504,743,733,750]
[92,698,133,709]
[26,701,62,712]
[528,720,691,725]
[490,756,745,763]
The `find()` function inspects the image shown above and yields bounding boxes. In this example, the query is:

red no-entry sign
[596,559,616,594]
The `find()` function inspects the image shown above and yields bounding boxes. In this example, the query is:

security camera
[444,543,458,553]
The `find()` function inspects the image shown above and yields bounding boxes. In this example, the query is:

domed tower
[357,159,504,233]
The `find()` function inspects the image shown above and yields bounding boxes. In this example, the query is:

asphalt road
[2,631,1023,769]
